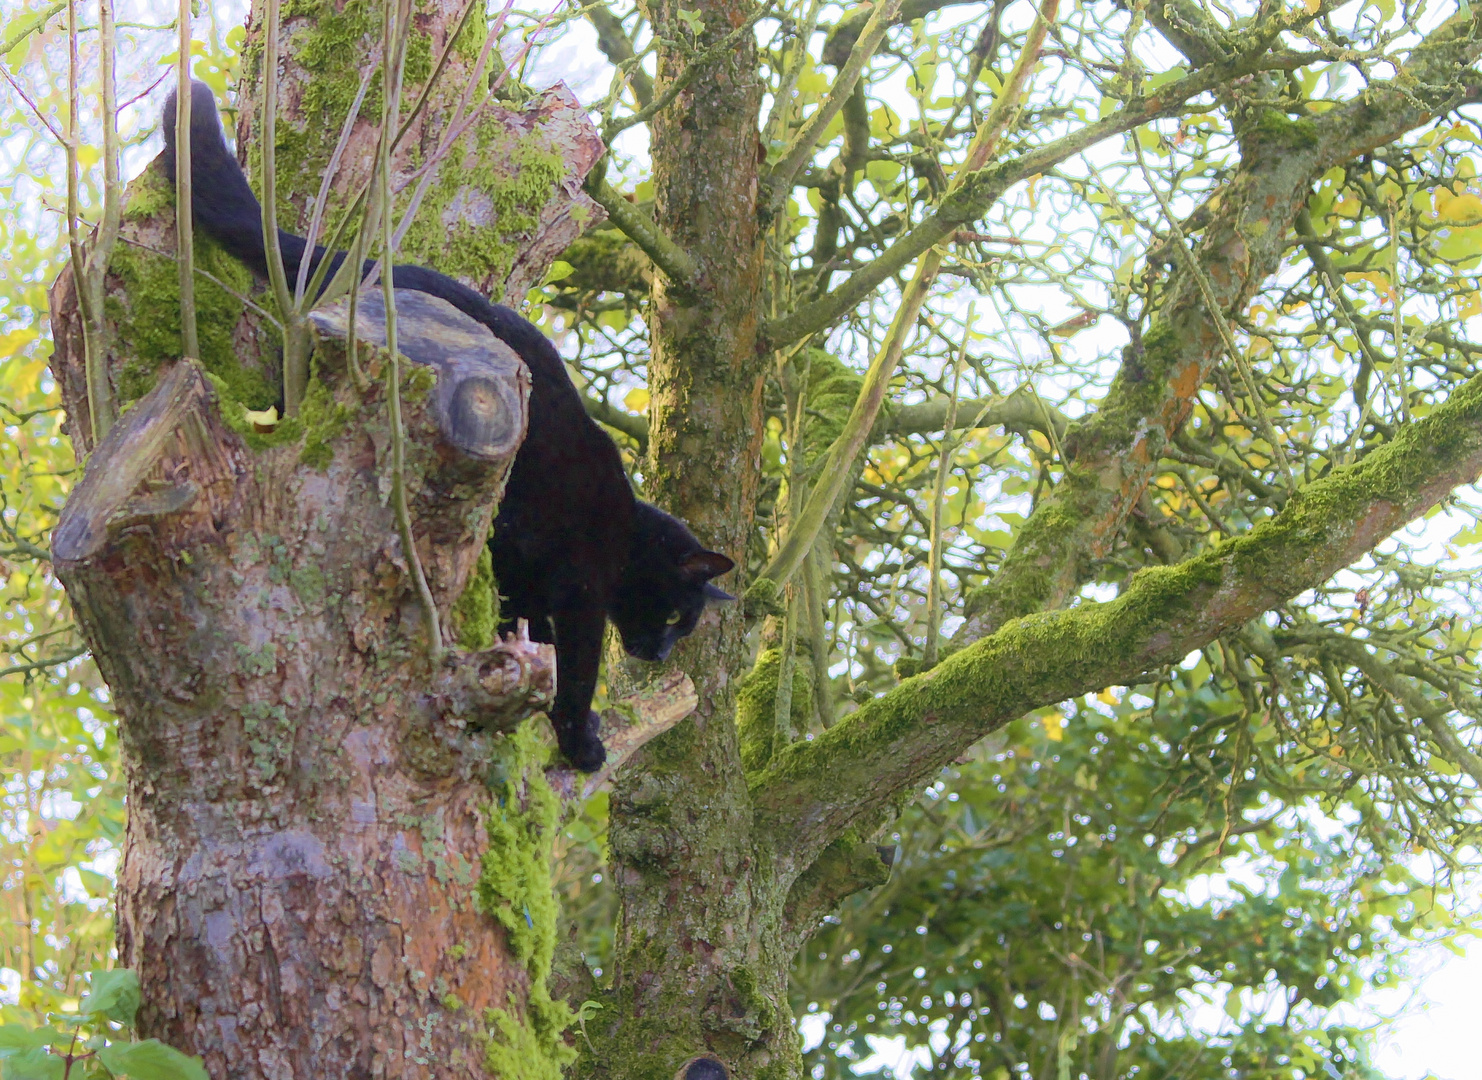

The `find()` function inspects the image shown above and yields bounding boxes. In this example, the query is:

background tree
[2,0,1481,1077]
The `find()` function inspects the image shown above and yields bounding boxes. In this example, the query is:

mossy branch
[952,16,1482,647]
[752,363,1482,861]
[583,167,701,289]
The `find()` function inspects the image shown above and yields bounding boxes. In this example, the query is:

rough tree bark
[45,3,608,1072]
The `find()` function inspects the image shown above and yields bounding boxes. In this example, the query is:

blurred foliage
[793,674,1472,1079]
[0,0,243,1024]
[0,968,207,1079]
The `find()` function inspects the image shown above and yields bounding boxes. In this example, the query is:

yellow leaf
[623,387,650,412]
[1043,713,1064,741]
[243,406,279,432]
[1096,688,1119,706]
[1460,292,1482,319]
[1437,190,1482,225]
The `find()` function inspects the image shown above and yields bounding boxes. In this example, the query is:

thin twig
[0,647,89,681]
[378,0,442,666]
[923,305,972,668]
[296,63,376,303]
[175,0,198,361]
[758,0,1059,587]
[763,0,903,217]
[116,235,284,328]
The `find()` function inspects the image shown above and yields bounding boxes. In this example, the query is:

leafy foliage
[0,969,206,1079]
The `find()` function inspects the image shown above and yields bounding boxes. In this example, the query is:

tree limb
[761,0,903,219]
[752,362,1482,862]
[952,16,1482,646]
[760,47,1326,349]
[586,4,653,108]
[583,169,702,290]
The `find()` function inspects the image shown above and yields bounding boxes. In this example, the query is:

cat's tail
[161,80,313,283]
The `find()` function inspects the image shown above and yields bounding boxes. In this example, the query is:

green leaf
[1,1,63,68]
[0,1046,65,1080]
[78,969,141,1025]
[77,869,112,898]
[96,1040,209,1080]
[0,1024,50,1055]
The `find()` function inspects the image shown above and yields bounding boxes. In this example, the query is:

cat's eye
[666,610,683,625]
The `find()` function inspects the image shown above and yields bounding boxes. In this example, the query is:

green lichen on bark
[1251,107,1320,148]
[245,0,434,228]
[397,129,569,300]
[477,726,576,1079]
[735,647,813,772]
[298,368,356,467]
[452,546,499,650]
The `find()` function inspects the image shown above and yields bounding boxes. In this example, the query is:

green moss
[476,726,576,1077]
[299,367,356,468]
[735,647,813,773]
[246,0,432,228]
[124,165,173,220]
[452,546,499,650]
[398,124,568,301]
[1252,108,1319,148]
[109,233,270,409]
[796,348,863,470]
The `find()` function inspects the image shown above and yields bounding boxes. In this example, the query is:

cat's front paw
[557,710,607,773]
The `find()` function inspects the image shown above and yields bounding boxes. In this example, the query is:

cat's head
[610,502,735,663]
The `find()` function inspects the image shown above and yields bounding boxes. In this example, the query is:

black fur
[162,82,734,772]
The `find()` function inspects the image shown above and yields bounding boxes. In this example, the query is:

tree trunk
[591,0,792,1077]
[47,8,605,1070]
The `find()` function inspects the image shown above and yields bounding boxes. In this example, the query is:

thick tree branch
[581,384,1065,457]
[760,48,1325,349]
[752,363,1482,863]
[583,168,702,290]
[952,17,1482,646]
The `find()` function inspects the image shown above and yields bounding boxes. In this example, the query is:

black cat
[161,82,734,772]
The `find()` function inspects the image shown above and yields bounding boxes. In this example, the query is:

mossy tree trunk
[46,3,604,1074]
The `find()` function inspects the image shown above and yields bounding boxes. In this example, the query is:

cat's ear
[703,583,736,603]
[680,550,735,582]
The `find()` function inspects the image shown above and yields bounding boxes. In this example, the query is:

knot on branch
[429,624,556,733]
[309,288,529,463]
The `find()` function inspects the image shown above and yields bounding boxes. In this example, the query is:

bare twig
[377,0,442,666]
[175,0,198,361]
[758,0,1058,588]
